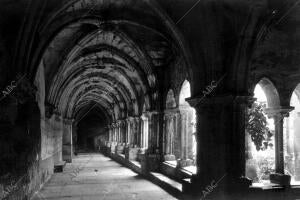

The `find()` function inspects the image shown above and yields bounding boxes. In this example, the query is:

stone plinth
[115,144,125,154]
[146,154,160,171]
[270,173,291,186]
[164,154,176,161]
[111,142,117,154]
[125,147,139,160]
[177,159,194,168]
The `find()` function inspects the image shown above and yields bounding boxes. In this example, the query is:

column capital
[120,120,126,127]
[126,116,135,123]
[116,120,126,127]
[133,117,141,123]
[63,118,74,124]
[141,114,148,121]
[186,95,255,116]
[111,122,118,128]
[234,96,257,107]
[264,106,294,118]
[126,117,132,123]
[142,110,159,118]
[164,107,180,114]
[54,113,63,121]
[187,95,255,108]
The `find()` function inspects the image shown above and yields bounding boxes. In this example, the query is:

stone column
[134,117,142,147]
[62,118,74,163]
[126,117,134,146]
[116,121,121,144]
[264,107,293,185]
[116,122,119,143]
[141,114,149,150]
[180,109,188,160]
[130,118,135,146]
[120,120,126,144]
[148,111,160,154]
[109,123,115,154]
[163,108,179,161]
[294,112,300,181]
[108,125,113,142]
[185,95,253,192]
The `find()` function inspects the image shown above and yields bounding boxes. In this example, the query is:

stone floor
[32,153,178,200]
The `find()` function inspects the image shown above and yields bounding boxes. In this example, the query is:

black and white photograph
[0,0,300,199]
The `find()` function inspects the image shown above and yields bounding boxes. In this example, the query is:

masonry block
[270,173,291,186]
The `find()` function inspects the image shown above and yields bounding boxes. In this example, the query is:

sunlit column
[180,110,188,160]
[141,114,149,149]
[126,117,134,146]
[294,112,300,180]
[265,107,293,174]
[108,125,113,142]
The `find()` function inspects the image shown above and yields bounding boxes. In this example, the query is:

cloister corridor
[2,0,300,199]
[32,154,177,200]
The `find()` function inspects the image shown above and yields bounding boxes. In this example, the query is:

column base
[270,173,291,186]
[177,159,194,168]
[62,144,72,163]
[164,154,176,161]
[110,142,117,154]
[115,144,125,154]
[146,154,160,172]
[125,147,139,160]
[137,148,146,161]
[183,175,252,195]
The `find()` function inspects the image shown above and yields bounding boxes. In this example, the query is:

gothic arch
[251,77,280,108]
[165,89,176,109]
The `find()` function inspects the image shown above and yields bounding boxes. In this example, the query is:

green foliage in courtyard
[246,102,274,151]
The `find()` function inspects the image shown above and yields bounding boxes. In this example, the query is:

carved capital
[45,102,56,119]
[11,74,37,104]
[264,106,294,118]
[63,118,74,125]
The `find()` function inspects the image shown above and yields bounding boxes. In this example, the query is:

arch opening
[284,84,300,185]
[246,79,279,184]
[178,80,197,173]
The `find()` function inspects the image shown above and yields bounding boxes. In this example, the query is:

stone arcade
[0,0,300,199]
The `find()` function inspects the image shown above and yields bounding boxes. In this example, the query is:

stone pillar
[73,123,78,154]
[148,111,160,154]
[125,117,140,160]
[129,117,135,146]
[264,107,293,173]
[126,117,134,146]
[116,121,121,144]
[294,112,300,181]
[176,105,195,167]
[147,111,161,170]
[185,95,253,192]
[265,107,293,185]
[141,114,149,150]
[115,122,119,143]
[62,118,74,163]
[108,125,113,142]
[134,117,141,147]
[163,108,179,161]
[111,123,115,142]
[120,120,126,144]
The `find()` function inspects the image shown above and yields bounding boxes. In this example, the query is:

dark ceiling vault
[26,0,189,125]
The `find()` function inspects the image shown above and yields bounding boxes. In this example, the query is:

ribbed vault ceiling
[41,2,178,123]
